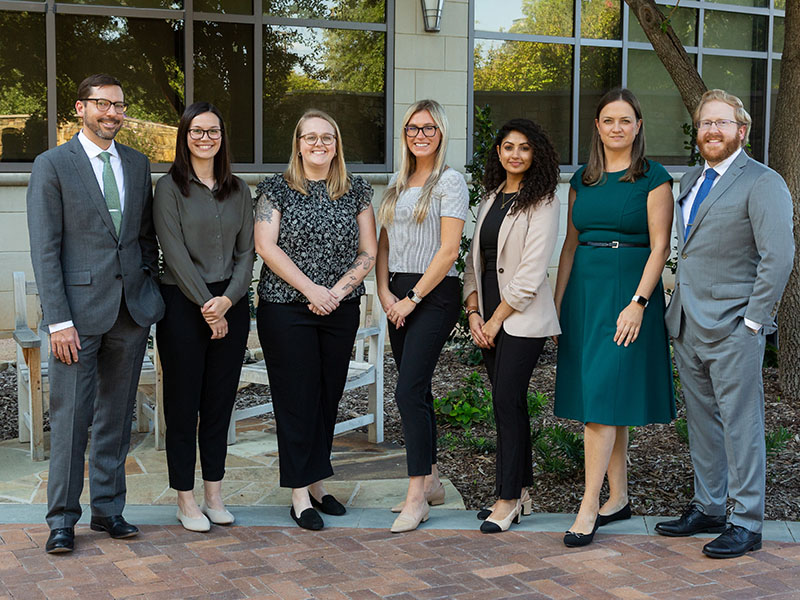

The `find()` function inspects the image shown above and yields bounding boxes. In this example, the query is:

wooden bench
[12,271,158,460]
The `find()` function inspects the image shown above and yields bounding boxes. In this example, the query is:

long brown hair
[284,109,350,201]
[583,88,648,186]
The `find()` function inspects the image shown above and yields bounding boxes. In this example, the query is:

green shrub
[532,424,584,478]
[674,417,689,445]
[766,426,792,459]
[433,372,493,429]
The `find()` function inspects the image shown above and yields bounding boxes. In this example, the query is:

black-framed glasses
[298,133,337,146]
[188,128,223,140]
[80,98,128,113]
[696,119,743,131]
[404,125,439,138]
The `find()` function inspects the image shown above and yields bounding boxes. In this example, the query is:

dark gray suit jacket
[27,134,165,335]
[665,150,794,343]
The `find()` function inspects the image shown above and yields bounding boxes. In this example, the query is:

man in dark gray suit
[657,89,794,558]
[27,74,165,553]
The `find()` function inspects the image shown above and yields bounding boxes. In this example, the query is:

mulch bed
[2,345,798,520]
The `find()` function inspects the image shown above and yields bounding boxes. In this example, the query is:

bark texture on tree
[624,0,707,115]
[770,0,800,401]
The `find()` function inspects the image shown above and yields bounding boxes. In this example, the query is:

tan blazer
[463,185,561,338]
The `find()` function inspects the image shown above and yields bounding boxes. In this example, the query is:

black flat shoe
[702,525,762,559]
[310,494,346,516]
[564,518,599,547]
[90,515,139,539]
[45,527,74,554]
[596,503,632,527]
[654,504,726,537]
[290,506,324,530]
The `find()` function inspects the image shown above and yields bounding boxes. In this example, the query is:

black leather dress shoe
[702,525,762,558]
[596,503,632,527]
[90,515,139,539]
[45,527,74,554]
[310,494,346,516]
[290,506,324,530]
[654,505,726,537]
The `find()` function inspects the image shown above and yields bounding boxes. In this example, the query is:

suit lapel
[118,144,136,237]
[685,151,749,243]
[68,135,119,239]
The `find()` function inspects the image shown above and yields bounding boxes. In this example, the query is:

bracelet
[465,308,481,318]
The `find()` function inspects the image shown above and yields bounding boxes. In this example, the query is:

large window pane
[474,39,573,162]
[770,59,779,137]
[475,0,573,36]
[703,55,767,161]
[704,10,767,52]
[195,22,254,163]
[629,6,697,47]
[265,0,385,23]
[56,15,184,162]
[704,0,767,7]
[776,0,785,9]
[196,0,252,14]
[581,0,620,40]
[578,47,621,163]
[774,17,784,54]
[263,25,386,164]
[0,11,47,162]
[628,49,692,165]
[58,0,180,8]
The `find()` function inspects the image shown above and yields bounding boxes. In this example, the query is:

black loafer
[290,506,324,530]
[564,518,599,547]
[90,515,139,539]
[310,494,346,516]
[596,503,632,527]
[45,527,74,554]
[654,505,726,537]
[702,525,762,559]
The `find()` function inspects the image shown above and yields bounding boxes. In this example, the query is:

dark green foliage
[532,425,584,478]
[766,426,792,459]
[675,417,689,445]
[433,372,493,429]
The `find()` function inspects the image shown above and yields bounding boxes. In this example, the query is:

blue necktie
[684,168,718,241]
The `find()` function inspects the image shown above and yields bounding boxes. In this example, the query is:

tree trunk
[623,0,707,115]
[770,0,800,401]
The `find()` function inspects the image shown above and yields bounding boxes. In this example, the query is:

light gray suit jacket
[664,150,794,343]
[27,134,165,335]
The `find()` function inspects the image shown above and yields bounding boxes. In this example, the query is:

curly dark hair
[483,118,560,213]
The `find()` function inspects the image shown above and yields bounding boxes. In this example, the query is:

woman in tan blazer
[463,118,561,533]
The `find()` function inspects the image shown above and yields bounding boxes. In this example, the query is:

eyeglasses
[80,98,128,113]
[404,125,439,138]
[188,128,223,140]
[298,133,336,146]
[696,119,742,131]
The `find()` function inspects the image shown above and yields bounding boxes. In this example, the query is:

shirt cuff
[49,320,74,333]
[743,318,762,332]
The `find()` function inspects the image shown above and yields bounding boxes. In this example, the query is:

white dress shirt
[50,131,126,334]
[680,147,760,331]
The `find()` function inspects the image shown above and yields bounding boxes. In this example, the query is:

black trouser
[157,282,250,491]
[388,273,461,477]
[481,270,545,499]
[257,299,360,488]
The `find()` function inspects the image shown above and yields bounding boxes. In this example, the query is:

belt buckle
[610,240,620,249]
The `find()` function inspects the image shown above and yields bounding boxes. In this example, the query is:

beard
[697,134,741,164]
[86,115,122,140]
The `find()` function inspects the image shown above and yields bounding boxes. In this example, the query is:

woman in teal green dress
[554,88,676,547]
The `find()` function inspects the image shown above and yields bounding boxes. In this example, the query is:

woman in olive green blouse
[153,102,254,532]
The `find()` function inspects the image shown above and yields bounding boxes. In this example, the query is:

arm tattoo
[255,194,276,223]
[338,252,375,295]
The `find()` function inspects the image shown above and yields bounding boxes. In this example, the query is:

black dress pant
[257,300,360,488]
[157,282,250,491]
[481,271,545,499]
[388,273,461,477]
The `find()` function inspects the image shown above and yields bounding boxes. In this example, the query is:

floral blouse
[255,174,373,303]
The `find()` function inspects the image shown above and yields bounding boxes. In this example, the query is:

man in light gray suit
[27,74,164,553]
[656,89,794,558]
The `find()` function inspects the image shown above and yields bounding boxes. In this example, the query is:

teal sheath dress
[554,162,676,426]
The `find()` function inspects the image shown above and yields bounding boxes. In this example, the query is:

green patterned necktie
[99,151,122,235]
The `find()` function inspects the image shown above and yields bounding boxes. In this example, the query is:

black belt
[578,241,648,249]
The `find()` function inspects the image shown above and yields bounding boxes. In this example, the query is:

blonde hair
[378,99,450,225]
[693,89,752,147]
[284,109,350,200]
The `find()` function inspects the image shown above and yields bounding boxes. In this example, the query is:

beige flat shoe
[390,504,430,533]
[391,482,445,513]
[177,508,211,532]
[201,501,235,525]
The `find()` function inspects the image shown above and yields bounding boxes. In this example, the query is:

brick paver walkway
[1,524,799,599]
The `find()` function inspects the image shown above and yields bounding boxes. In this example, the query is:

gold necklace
[500,190,519,210]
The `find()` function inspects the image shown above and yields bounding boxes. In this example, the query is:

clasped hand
[306,284,340,315]
[379,290,413,329]
[468,313,501,349]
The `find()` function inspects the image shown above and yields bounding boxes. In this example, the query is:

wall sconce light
[421,0,444,32]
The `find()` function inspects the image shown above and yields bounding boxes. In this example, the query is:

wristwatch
[632,294,649,308]
[407,288,423,304]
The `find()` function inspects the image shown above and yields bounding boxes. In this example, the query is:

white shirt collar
[702,146,742,179]
[77,129,119,160]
